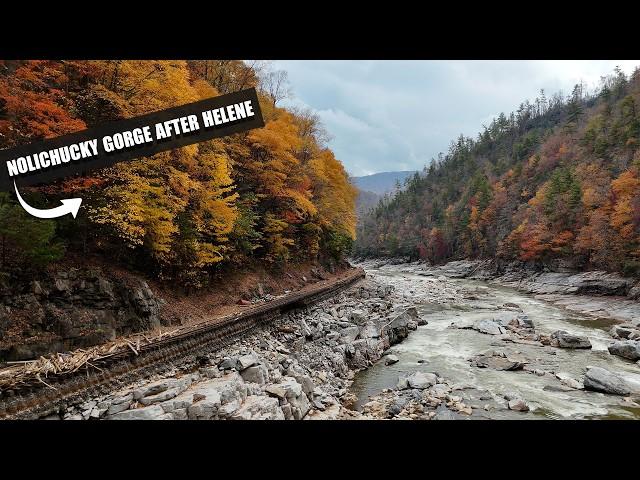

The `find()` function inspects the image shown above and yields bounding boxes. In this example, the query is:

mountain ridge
[351,170,418,195]
[354,67,640,277]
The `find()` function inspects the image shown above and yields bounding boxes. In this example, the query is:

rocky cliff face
[0,268,166,361]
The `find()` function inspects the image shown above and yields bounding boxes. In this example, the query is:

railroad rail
[0,267,365,420]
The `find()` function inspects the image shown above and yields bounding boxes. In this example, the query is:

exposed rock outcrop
[0,268,166,361]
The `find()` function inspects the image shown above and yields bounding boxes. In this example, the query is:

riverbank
[49,275,429,420]
[33,258,640,420]
[350,259,640,419]
[0,258,348,362]
[357,257,640,326]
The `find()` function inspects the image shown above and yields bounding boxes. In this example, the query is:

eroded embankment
[39,274,426,420]
[0,259,346,362]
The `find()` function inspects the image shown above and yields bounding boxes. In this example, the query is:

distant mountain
[351,171,419,195]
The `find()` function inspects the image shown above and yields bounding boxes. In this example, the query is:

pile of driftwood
[0,328,180,392]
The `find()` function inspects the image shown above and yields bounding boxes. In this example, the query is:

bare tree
[261,69,292,107]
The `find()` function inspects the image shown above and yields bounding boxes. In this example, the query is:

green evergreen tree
[0,193,65,270]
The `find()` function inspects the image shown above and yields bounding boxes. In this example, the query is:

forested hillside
[355,67,640,276]
[0,60,357,287]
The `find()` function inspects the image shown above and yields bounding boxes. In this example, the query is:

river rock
[472,319,506,335]
[385,312,412,345]
[555,372,584,390]
[432,404,461,420]
[240,364,269,384]
[551,330,592,349]
[503,391,530,411]
[514,314,534,329]
[470,351,526,370]
[186,391,223,420]
[348,338,385,369]
[517,271,633,296]
[385,354,399,365]
[218,356,239,370]
[265,377,303,399]
[428,383,451,399]
[237,353,259,371]
[133,377,184,400]
[610,325,637,339]
[179,373,248,419]
[139,385,186,406]
[508,398,530,412]
[350,309,367,324]
[288,391,311,420]
[398,371,437,390]
[105,392,133,416]
[106,400,131,416]
[608,340,640,361]
[292,374,315,396]
[404,306,427,326]
[583,366,631,395]
[110,405,170,420]
[230,395,285,420]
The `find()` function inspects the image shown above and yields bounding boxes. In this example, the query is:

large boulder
[133,377,190,401]
[583,366,631,396]
[346,338,385,369]
[519,271,633,296]
[173,372,247,420]
[470,351,526,371]
[472,319,506,335]
[608,340,640,361]
[384,312,412,345]
[397,371,437,390]
[240,364,270,385]
[551,330,592,349]
[265,377,303,399]
[508,398,530,412]
[385,354,399,365]
[288,392,311,420]
[230,396,285,420]
[405,306,427,326]
[610,325,637,339]
[237,353,259,371]
[109,405,171,420]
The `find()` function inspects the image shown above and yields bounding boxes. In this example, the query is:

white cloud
[271,60,640,176]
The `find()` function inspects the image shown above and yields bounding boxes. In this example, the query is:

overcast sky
[270,60,640,177]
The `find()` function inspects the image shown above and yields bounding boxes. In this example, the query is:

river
[349,262,640,419]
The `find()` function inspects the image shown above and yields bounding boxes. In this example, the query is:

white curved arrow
[14,180,82,219]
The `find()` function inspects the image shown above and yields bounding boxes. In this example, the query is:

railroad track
[0,267,365,420]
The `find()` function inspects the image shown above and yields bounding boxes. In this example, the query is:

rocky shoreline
[43,258,640,420]
[51,277,433,420]
[347,258,640,419]
[364,257,640,343]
